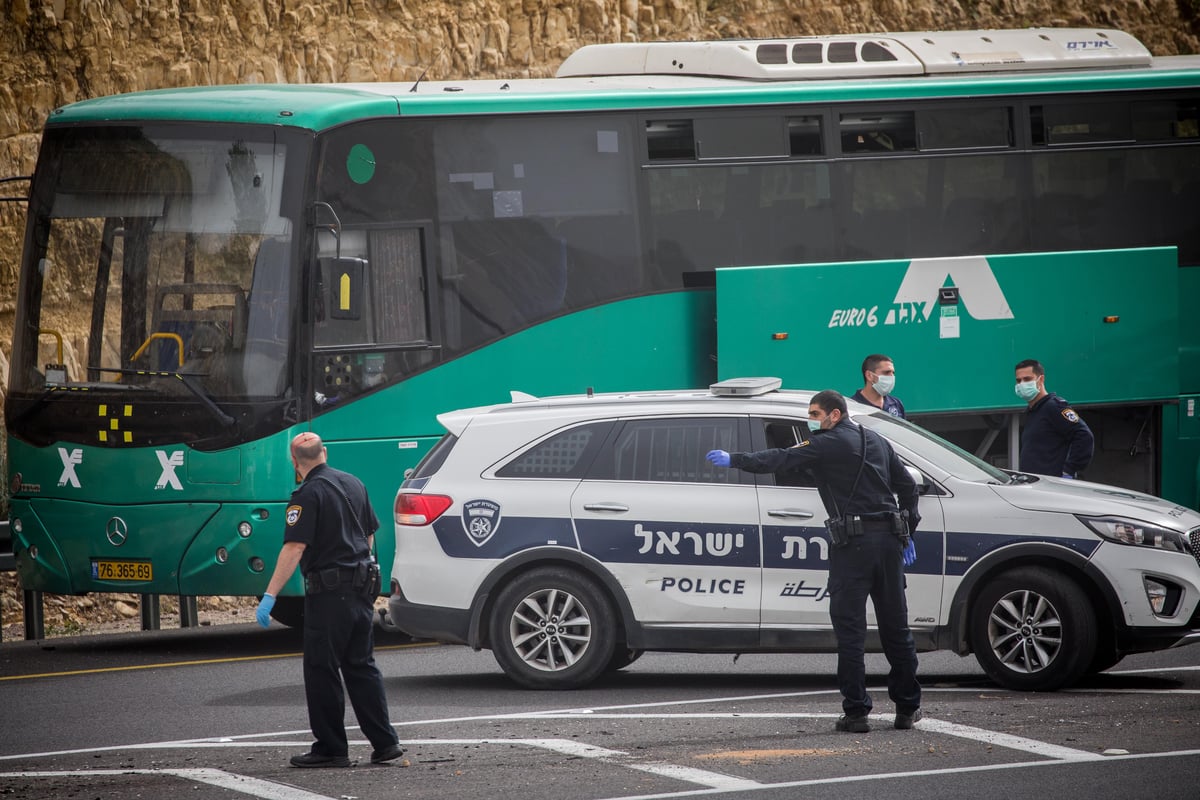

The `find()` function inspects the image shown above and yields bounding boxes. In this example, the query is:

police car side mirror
[905,465,932,495]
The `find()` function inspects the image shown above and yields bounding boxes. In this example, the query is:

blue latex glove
[1061,473,1075,479]
[902,539,917,567]
[256,594,275,628]
[706,449,731,468]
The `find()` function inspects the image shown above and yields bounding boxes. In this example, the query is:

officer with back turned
[255,432,404,768]
[706,389,922,732]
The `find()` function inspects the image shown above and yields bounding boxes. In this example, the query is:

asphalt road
[1,623,1198,800]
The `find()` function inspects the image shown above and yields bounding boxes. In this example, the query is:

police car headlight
[1078,515,1191,554]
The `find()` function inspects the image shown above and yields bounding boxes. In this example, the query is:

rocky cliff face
[0,0,1197,368]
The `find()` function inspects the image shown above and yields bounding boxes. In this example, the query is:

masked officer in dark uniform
[1014,359,1094,478]
[706,389,923,732]
[256,432,404,768]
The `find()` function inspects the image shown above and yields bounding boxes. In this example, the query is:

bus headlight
[1078,515,1190,554]
[237,521,253,538]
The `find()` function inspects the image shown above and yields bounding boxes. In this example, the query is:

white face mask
[873,374,896,396]
[1015,380,1039,401]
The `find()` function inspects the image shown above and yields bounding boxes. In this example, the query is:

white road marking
[3,677,1192,795]
[488,711,1105,761]
[2,768,338,800]
[588,748,1200,800]
[1,738,760,792]
[1109,665,1200,675]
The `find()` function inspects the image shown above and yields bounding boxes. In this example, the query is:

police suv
[388,378,1200,691]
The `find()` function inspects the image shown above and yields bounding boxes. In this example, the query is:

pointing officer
[256,432,404,768]
[1014,359,1094,478]
[706,389,922,733]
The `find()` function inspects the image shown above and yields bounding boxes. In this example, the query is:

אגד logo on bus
[53,447,186,491]
[827,255,1014,329]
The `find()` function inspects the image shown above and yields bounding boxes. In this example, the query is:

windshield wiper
[85,366,237,429]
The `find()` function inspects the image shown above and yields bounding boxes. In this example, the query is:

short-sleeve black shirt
[283,463,380,575]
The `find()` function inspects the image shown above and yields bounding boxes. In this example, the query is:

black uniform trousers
[303,588,398,756]
[827,523,921,718]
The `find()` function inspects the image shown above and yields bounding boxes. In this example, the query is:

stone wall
[0,0,1197,373]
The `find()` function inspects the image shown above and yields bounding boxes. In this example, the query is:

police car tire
[968,567,1097,692]
[488,567,617,690]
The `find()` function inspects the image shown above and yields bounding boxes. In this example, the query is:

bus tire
[969,567,1096,692]
[268,595,305,628]
[488,566,616,690]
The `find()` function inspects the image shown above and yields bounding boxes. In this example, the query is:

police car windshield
[857,412,1011,484]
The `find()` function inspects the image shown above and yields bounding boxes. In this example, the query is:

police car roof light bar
[710,377,783,397]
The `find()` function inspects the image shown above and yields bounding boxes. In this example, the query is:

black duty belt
[304,565,363,595]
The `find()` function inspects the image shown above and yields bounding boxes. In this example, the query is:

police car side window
[588,417,744,484]
[497,422,614,479]
[760,419,819,489]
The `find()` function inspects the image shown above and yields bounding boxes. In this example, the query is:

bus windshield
[8,125,306,448]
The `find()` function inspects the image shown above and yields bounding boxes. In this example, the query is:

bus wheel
[268,596,305,628]
[488,567,616,690]
[969,567,1096,692]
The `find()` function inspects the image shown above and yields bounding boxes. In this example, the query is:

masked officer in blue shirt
[256,432,404,768]
[706,390,922,733]
[851,354,906,420]
[1014,359,1094,478]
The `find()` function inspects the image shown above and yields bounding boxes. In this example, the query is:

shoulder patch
[1061,408,1080,424]
[792,440,812,448]
[285,504,303,526]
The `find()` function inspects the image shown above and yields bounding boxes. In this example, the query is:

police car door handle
[767,508,815,519]
[582,502,630,513]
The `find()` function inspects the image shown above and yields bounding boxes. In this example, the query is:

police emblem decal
[462,499,502,547]
[286,505,302,526]
[1062,408,1080,423]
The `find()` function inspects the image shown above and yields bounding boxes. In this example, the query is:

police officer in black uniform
[706,389,923,732]
[256,432,404,768]
[1014,359,1094,478]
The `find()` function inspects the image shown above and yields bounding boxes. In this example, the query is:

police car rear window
[497,422,614,479]
[411,434,458,479]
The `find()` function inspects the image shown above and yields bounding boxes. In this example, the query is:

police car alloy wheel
[969,567,1098,692]
[488,567,618,690]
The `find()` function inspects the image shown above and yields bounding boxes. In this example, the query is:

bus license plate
[92,560,153,582]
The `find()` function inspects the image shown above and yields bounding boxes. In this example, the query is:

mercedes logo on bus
[105,516,129,547]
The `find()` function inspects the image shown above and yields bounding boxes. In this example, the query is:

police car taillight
[395,493,453,526]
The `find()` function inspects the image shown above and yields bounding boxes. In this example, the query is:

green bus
[7,28,1200,625]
